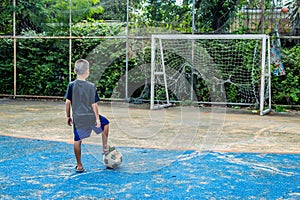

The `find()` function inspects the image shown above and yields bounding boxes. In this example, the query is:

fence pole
[261,0,265,33]
[13,0,16,99]
[192,0,195,34]
[190,0,195,101]
[125,0,129,100]
[69,0,72,82]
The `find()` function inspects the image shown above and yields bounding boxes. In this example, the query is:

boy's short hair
[74,59,89,75]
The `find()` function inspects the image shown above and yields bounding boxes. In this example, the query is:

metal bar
[125,0,129,100]
[150,99,258,106]
[261,0,265,34]
[69,0,72,82]
[0,35,131,39]
[191,0,195,101]
[267,36,272,111]
[159,39,170,106]
[192,0,195,34]
[150,35,156,110]
[0,94,64,99]
[151,34,269,40]
[4,34,298,40]
[276,36,300,39]
[260,36,266,116]
[13,0,16,99]
[0,93,262,107]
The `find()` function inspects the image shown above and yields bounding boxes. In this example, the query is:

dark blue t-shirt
[65,80,100,129]
[65,80,100,103]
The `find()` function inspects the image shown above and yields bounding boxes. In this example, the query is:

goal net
[150,34,271,115]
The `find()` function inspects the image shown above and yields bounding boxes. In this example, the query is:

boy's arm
[65,99,72,126]
[92,102,101,128]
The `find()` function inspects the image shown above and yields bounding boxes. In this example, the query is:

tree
[129,0,243,33]
[44,0,104,24]
[92,0,127,21]
[130,0,192,32]
[0,0,104,35]
[194,0,240,33]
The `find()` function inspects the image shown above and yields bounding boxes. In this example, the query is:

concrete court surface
[0,99,300,199]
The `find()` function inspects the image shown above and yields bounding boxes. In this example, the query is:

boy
[65,59,111,173]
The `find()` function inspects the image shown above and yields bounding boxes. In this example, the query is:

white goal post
[150,34,272,115]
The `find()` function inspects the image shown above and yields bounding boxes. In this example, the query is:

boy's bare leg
[102,124,109,152]
[74,140,83,169]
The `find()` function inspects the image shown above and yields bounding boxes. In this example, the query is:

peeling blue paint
[0,136,299,199]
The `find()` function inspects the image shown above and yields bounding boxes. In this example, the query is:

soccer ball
[103,149,123,169]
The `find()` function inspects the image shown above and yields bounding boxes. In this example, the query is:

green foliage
[226,84,239,102]
[0,39,13,93]
[131,0,192,32]
[0,0,45,34]
[238,0,272,9]
[73,20,124,36]
[93,0,127,21]
[194,39,261,103]
[131,0,241,33]
[272,45,300,105]
[14,32,69,96]
[43,0,104,27]
[194,79,210,102]
[1,0,104,35]
[0,0,13,34]
[97,56,128,98]
[274,105,292,112]
[194,0,240,33]
[0,21,124,96]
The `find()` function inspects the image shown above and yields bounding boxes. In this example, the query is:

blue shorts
[73,115,110,141]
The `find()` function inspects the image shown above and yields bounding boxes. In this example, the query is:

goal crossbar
[151,34,269,40]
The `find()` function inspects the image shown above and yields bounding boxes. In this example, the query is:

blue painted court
[1,135,300,199]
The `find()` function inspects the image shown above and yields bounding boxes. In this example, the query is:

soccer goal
[150,34,271,115]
